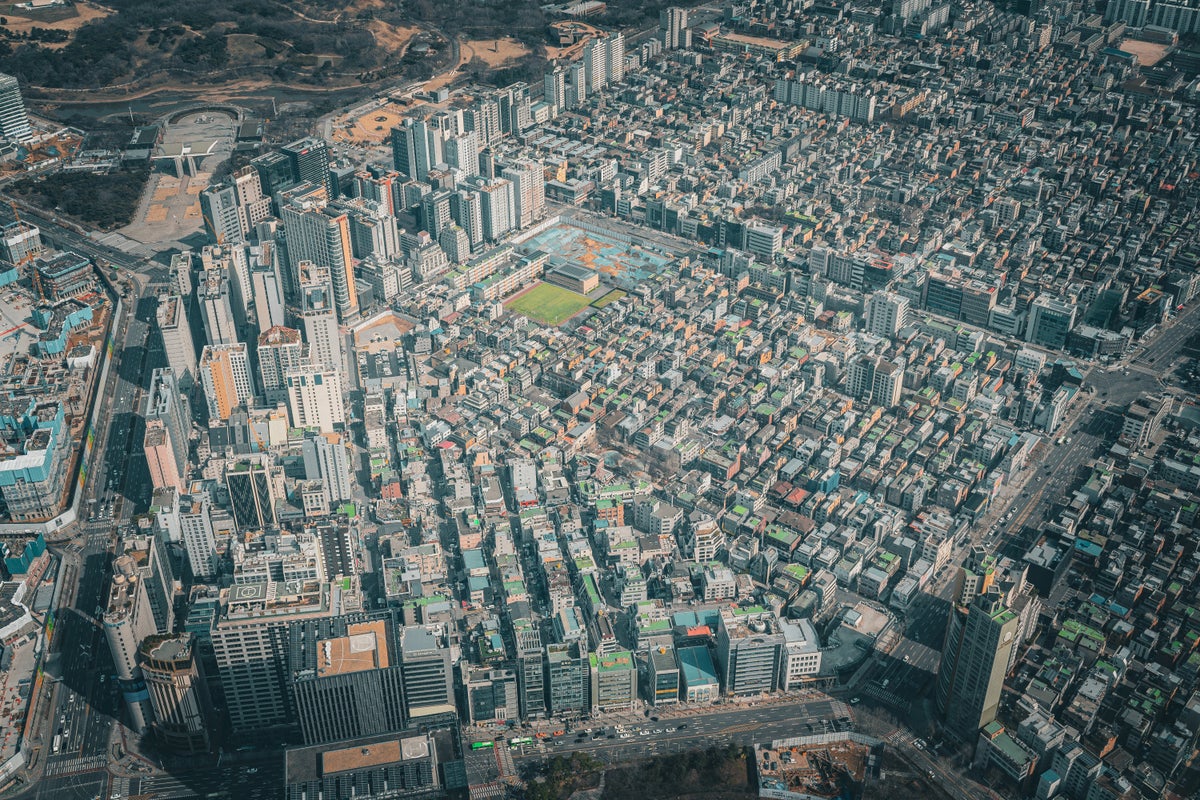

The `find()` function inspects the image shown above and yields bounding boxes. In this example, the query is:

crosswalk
[44,753,108,776]
[469,782,506,800]
[882,728,912,746]
[145,772,216,796]
[138,774,197,799]
[864,683,912,711]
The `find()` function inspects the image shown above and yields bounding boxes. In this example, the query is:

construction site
[0,213,114,529]
[0,128,86,175]
[754,734,879,800]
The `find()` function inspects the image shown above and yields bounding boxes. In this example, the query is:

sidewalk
[463,689,838,741]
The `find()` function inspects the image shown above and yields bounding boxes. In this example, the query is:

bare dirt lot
[425,35,531,92]
[1118,38,1170,66]
[333,101,410,145]
[368,19,419,54]
[0,1,111,50]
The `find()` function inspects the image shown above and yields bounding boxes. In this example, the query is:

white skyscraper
[286,367,346,433]
[180,494,218,580]
[583,37,607,92]
[299,264,342,376]
[659,8,691,51]
[199,185,245,246]
[568,62,587,108]
[445,131,481,178]
[544,67,567,111]
[501,160,545,229]
[197,268,238,346]
[0,73,32,143]
[474,177,516,242]
[156,294,197,389]
[257,326,307,403]
[865,291,910,338]
[450,190,483,248]
[103,555,159,732]
[606,33,626,85]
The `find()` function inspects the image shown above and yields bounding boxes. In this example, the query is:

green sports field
[505,282,592,325]
[591,289,626,308]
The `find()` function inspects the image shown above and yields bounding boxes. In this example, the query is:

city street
[504,697,848,765]
[10,283,156,798]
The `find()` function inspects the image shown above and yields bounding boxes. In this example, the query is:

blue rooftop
[677,646,719,687]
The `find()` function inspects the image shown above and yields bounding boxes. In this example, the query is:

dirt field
[332,101,410,144]
[368,19,419,53]
[425,36,531,92]
[1118,38,1170,66]
[464,37,530,67]
[1,1,112,49]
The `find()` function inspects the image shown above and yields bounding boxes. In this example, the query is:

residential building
[866,291,910,338]
[156,295,197,389]
[659,8,691,50]
[257,326,307,403]
[199,343,253,421]
[180,493,218,580]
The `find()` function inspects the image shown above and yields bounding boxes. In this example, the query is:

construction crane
[10,200,48,301]
[199,206,226,247]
